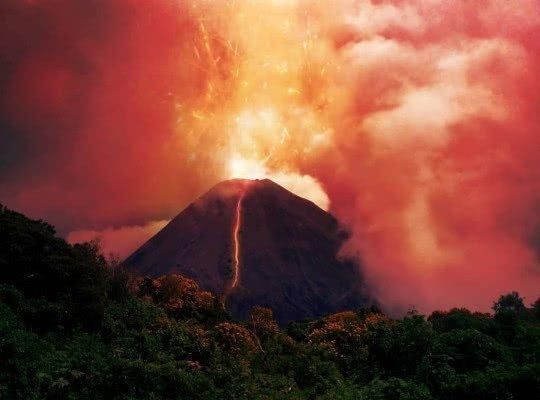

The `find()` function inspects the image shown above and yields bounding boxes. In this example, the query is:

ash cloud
[306,0,540,313]
[0,0,219,234]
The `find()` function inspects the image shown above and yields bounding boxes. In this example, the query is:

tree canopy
[1,205,539,399]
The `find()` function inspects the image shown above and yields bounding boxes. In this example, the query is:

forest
[1,204,539,399]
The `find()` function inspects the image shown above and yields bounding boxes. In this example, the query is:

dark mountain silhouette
[124,179,371,323]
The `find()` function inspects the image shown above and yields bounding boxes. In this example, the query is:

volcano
[124,179,371,323]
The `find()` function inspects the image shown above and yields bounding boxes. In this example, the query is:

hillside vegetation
[1,205,539,399]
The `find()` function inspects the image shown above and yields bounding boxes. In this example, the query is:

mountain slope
[124,179,371,323]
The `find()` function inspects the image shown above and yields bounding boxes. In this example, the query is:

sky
[1,0,540,313]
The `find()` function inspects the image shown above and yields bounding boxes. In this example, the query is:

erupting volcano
[124,179,371,323]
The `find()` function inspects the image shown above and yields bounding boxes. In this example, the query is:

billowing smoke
[0,0,221,233]
[306,0,540,313]
[1,0,539,312]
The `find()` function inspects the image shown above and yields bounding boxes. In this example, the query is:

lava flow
[231,192,244,290]
[220,186,250,304]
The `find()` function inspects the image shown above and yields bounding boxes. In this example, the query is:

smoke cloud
[67,220,168,259]
[1,0,539,313]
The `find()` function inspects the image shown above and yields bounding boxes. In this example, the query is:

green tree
[493,292,526,314]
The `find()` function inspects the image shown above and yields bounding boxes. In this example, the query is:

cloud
[308,0,540,313]
[0,0,219,233]
[67,220,168,259]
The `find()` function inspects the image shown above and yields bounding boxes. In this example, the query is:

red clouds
[304,0,540,313]
[0,0,217,233]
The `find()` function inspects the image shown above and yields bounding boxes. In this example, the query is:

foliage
[0,205,539,399]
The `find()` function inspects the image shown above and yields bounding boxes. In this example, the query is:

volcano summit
[124,179,371,323]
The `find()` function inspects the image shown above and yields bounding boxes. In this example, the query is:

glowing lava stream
[230,193,245,291]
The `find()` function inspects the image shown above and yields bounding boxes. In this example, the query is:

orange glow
[171,0,335,208]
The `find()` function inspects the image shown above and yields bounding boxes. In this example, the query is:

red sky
[1,0,539,313]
